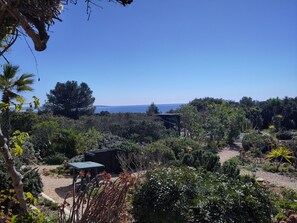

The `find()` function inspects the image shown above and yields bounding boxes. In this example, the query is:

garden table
[68,161,105,202]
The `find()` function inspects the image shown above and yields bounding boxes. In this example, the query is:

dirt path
[218,145,297,191]
[37,165,73,204]
[218,147,240,163]
[241,169,297,191]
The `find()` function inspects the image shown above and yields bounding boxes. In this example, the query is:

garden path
[36,165,73,205]
[218,145,297,191]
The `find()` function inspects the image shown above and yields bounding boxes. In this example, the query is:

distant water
[95,103,183,113]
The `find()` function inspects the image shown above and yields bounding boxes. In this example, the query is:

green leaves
[132,167,275,223]
[0,102,9,111]
[267,147,294,163]
[10,130,30,156]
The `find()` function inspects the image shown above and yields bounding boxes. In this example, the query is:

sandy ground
[37,165,73,204]
[38,146,297,203]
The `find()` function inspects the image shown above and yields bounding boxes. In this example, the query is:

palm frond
[3,64,19,80]
[16,86,34,92]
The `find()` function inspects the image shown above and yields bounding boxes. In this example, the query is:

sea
[95,103,183,114]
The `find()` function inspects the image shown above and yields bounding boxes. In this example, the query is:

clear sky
[1,0,297,106]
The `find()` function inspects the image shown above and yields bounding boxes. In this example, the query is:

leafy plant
[242,132,276,156]
[132,167,275,223]
[267,147,294,171]
[221,157,240,178]
[44,153,68,165]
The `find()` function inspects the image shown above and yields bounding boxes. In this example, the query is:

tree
[44,80,95,119]
[0,0,133,57]
[0,64,34,214]
[0,63,34,139]
[146,102,160,116]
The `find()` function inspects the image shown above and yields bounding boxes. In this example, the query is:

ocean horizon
[95,103,183,113]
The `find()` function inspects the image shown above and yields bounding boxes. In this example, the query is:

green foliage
[51,129,78,158]
[0,189,44,223]
[31,121,59,157]
[11,111,38,133]
[275,189,297,220]
[44,153,68,165]
[40,198,59,210]
[157,137,201,159]
[49,166,68,175]
[267,147,293,171]
[278,163,295,173]
[180,99,247,146]
[10,130,30,156]
[75,128,102,154]
[262,162,277,173]
[145,142,176,165]
[12,208,45,223]
[43,81,95,119]
[221,157,240,178]
[132,167,275,223]
[22,167,43,197]
[181,149,221,172]
[146,102,160,115]
[242,132,276,155]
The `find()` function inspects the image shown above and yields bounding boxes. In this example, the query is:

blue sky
[1,0,297,105]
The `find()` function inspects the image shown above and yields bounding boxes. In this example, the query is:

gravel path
[218,146,297,191]
[37,165,73,204]
[241,169,297,191]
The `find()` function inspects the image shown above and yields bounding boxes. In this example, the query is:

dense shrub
[31,121,59,158]
[10,111,38,133]
[275,189,297,221]
[18,140,38,165]
[157,137,202,159]
[242,132,276,155]
[181,149,220,172]
[132,167,275,223]
[22,167,43,197]
[44,153,68,165]
[52,129,78,158]
[0,157,43,196]
[144,142,176,165]
[221,157,240,178]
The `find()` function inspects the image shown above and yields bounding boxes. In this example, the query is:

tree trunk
[0,128,28,213]
[1,108,11,141]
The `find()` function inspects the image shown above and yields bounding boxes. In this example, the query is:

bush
[144,142,176,166]
[18,140,38,165]
[132,167,275,223]
[279,163,295,173]
[242,132,276,155]
[0,157,43,197]
[275,189,297,220]
[262,162,277,173]
[190,149,220,172]
[157,137,202,159]
[276,131,293,140]
[44,153,68,165]
[52,129,78,158]
[221,158,240,178]
[22,167,43,197]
